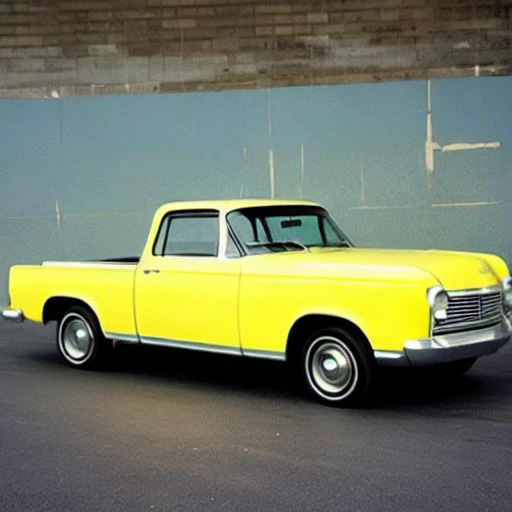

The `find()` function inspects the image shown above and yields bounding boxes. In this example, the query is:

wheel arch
[43,296,105,334]
[286,314,374,364]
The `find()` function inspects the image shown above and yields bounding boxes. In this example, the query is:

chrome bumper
[375,322,510,367]
[1,308,24,323]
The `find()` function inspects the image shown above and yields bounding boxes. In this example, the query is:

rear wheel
[57,306,110,369]
[301,326,375,407]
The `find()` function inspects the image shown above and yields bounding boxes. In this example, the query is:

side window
[154,213,219,257]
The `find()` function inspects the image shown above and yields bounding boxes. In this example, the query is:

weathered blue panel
[1,77,511,307]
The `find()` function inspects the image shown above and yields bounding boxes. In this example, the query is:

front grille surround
[433,287,504,335]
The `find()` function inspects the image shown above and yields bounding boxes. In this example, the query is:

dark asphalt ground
[1,320,511,512]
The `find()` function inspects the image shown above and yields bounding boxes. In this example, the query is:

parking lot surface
[1,321,511,511]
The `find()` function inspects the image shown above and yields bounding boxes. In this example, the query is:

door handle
[143,269,160,275]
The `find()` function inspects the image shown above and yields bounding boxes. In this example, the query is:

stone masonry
[0,0,511,98]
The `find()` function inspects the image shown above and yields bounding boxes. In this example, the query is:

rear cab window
[153,210,220,257]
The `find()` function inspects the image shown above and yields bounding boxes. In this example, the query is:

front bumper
[375,322,510,367]
[1,308,24,323]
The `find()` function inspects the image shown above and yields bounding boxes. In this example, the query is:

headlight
[501,277,512,313]
[427,286,449,320]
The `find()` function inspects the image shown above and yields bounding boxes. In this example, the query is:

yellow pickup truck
[3,199,511,405]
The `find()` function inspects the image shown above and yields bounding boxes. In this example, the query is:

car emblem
[479,264,490,274]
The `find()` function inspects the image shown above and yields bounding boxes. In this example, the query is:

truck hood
[249,247,505,290]
[326,248,503,290]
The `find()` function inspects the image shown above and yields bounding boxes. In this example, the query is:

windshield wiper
[246,241,309,252]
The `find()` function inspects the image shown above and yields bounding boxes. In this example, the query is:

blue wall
[1,77,511,306]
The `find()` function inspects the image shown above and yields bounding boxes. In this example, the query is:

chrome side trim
[105,332,140,343]
[243,349,286,361]
[1,308,24,323]
[140,336,243,357]
[373,350,409,367]
[108,333,286,361]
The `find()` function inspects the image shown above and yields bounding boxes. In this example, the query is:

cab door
[135,211,241,353]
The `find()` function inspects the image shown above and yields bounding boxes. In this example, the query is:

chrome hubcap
[62,316,93,361]
[306,337,358,399]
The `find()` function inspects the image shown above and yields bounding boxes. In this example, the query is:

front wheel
[301,327,375,407]
[57,306,110,369]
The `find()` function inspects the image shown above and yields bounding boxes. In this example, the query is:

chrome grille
[434,288,503,335]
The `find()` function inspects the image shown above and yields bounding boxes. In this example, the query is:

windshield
[227,206,352,254]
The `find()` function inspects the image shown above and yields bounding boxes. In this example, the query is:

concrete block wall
[0,0,511,98]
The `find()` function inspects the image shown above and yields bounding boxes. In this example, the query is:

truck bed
[8,260,138,336]
[99,257,140,264]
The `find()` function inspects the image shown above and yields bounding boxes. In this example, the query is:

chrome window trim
[152,209,221,259]
[224,219,247,259]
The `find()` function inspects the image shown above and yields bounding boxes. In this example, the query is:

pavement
[1,320,511,512]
